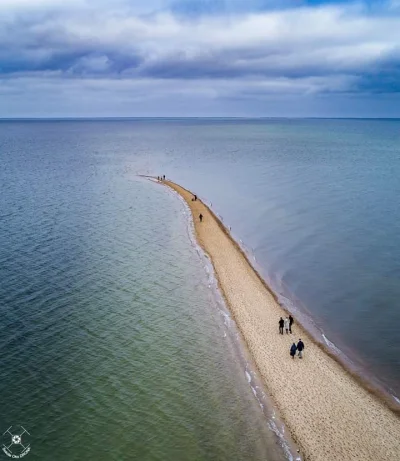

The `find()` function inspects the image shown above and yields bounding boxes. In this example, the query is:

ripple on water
[1,162,287,460]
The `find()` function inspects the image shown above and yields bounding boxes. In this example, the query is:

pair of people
[290,339,305,359]
[278,315,294,334]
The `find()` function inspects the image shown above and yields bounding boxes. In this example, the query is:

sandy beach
[161,179,400,461]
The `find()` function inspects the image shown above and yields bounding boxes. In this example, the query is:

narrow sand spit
[160,179,400,461]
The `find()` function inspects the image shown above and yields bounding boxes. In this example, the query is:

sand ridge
[160,178,400,461]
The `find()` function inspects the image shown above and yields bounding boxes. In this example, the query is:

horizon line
[1,116,400,121]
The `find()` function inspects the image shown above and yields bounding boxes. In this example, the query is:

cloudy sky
[1,0,400,117]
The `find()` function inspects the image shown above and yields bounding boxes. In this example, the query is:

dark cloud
[1,0,400,116]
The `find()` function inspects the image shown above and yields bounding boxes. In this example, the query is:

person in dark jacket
[297,339,305,358]
[199,213,203,222]
[289,315,294,333]
[278,317,284,335]
[290,343,297,359]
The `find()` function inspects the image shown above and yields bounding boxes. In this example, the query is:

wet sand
[161,179,400,461]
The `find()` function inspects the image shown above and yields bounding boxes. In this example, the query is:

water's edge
[144,176,302,461]
[151,176,400,417]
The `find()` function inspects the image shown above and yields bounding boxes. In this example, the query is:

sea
[1,118,399,459]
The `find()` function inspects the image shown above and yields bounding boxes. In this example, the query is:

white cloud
[0,1,400,116]
[3,5,398,76]
[0,0,87,10]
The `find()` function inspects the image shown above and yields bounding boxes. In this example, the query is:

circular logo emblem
[2,426,31,458]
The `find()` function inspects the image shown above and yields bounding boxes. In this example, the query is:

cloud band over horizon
[1,0,400,117]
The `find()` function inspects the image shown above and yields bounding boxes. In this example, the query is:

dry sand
[160,178,400,461]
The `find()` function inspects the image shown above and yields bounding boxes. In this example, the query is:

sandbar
[159,178,400,461]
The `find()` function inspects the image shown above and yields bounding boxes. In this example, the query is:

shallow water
[0,127,288,460]
[1,118,399,459]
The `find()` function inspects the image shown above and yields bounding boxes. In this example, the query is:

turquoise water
[0,134,288,460]
[1,118,400,459]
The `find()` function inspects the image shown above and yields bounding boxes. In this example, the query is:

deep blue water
[0,119,399,457]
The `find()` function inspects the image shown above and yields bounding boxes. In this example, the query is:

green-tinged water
[1,157,286,460]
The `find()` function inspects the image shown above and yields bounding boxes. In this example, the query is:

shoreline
[155,177,400,461]
[160,177,400,411]
[168,179,302,460]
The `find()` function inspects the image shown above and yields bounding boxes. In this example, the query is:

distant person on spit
[297,339,305,358]
[284,317,290,334]
[163,175,165,180]
[290,343,297,359]
[199,213,203,222]
[278,317,284,335]
[289,314,294,333]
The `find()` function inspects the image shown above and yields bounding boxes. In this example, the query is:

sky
[1,0,400,117]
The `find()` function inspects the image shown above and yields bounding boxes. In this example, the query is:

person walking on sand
[290,343,297,359]
[278,317,284,335]
[199,213,203,222]
[297,339,305,358]
[289,314,294,334]
[163,175,165,180]
[284,317,290,334]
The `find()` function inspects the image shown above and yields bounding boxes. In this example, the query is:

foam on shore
[158,178,400,461]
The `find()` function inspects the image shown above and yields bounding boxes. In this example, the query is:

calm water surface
[1,118,399,459]
[132,118,400,396]
[0,124,288,460]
